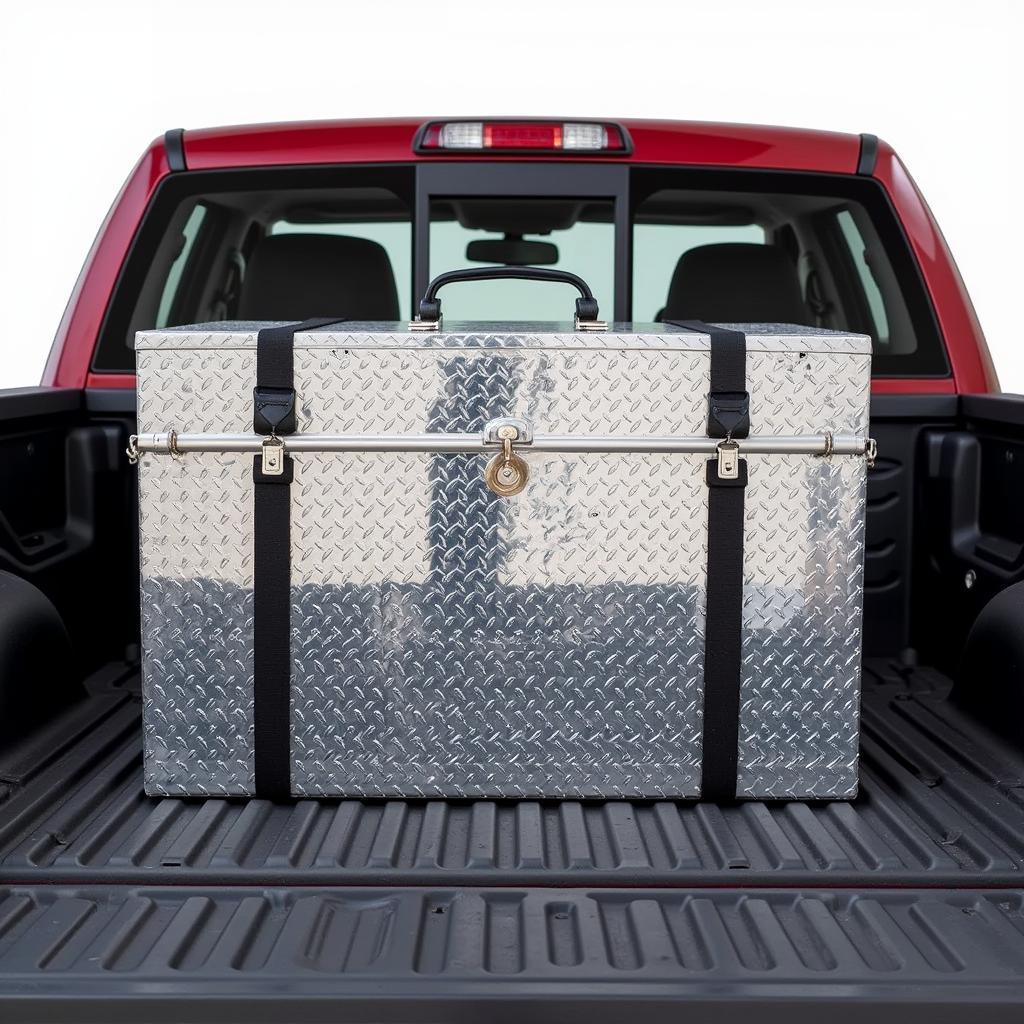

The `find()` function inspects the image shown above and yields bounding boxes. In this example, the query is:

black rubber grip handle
[417,266,601,323]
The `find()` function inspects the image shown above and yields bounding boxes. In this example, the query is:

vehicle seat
[657,242,811,324]
[237,233,400,320]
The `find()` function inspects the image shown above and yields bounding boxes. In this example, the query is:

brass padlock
[484,435,529,496]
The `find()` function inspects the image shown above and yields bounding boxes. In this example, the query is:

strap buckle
[708,391,750,439]
[253,386,296,435]
[261,434,285,476]
[716,438,741,480]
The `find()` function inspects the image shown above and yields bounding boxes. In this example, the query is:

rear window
[94,164,946,377]
[155,203,207,327]
[270,219,413,320]
[632,222,765,322]
[836,207,891,347]
[427,198,615,321]
[628,174,943,374]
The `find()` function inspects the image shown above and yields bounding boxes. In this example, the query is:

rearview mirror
[466,236,559,266]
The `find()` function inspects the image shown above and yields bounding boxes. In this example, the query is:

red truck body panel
[181,118,863,173]
[40,118,996,394]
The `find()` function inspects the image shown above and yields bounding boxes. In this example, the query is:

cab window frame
[93,162,949,379]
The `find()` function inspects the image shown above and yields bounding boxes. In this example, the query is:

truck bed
[3,658,1024,888]
[1,658,1023,1020]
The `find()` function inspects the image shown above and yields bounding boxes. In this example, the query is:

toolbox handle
[415,266,604,330]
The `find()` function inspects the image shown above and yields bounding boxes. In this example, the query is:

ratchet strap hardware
[716,436,740,480]
[261,433,286,477]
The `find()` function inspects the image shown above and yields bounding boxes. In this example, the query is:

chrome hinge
[574,315,608,332]
[716,438,740,480]
[261,435,285,476]
[409,317,441,332]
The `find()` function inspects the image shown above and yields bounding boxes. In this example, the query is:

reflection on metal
[134,323,871,799]
[130,430,873,458]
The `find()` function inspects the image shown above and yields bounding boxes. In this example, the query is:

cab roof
[177,117,864,174]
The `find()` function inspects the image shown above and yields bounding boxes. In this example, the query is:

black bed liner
[1,660,1023,1020]
[1,884,1024,1022]
[1,660,1023,889]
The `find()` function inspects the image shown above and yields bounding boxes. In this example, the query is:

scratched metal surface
[135,326,870,798]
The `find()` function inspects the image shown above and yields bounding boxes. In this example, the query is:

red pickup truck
[1,118,1022,1022]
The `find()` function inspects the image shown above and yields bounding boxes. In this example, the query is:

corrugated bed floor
[1,885,1024,1021]
[2,659,1024,1019]
[0,658,1022,889]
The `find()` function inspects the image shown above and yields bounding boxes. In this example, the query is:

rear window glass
[836,207,891,346]
[155,203,206,327]
[633,223,765,322]
[99,172,414,366]
[629,180,940,373]
[270,220,412,320]
[428,198,614,321]
[94,164,946,378]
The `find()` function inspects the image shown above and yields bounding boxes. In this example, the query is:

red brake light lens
[485,123,561,149]
[418,123,444,149]
[415,121,630,154]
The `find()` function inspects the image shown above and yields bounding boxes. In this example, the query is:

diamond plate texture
[135,325,870,798]
[138,321,871,355]
[137,453,255,796]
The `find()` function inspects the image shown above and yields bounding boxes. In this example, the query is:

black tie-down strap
[701,456,747,800]
[664,319,748,439]
[666,320,749,800]
[254,317,348,434]
[252,317,346,799]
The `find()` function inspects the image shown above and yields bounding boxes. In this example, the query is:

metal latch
[716,438,740,480]
[261,435,285,476]
[409,316,441,332]
[483,417,532,496]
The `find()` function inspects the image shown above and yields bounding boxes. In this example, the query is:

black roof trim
[164,128,187,172]
[857,133,879,176]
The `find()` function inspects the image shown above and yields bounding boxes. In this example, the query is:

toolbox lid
[136,321,872,355]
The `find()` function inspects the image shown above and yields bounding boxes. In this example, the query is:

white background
[1,0,1020,389]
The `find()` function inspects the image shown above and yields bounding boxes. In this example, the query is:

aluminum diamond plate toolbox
[134,322,871,799]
